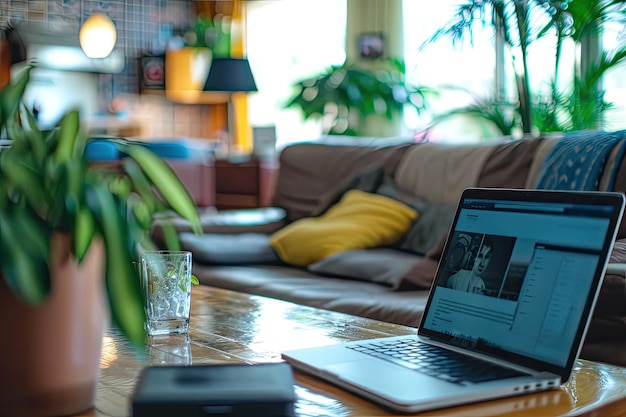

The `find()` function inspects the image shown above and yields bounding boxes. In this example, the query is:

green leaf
[89,185,146,348]
[108,175,132,200]
[12,208,50,261]
[1,247,49,304]
[0,209,51,304]
[74,207,95,262]
[159,220,182,251]
[119,144,201,235]
[119,158,158,213]
[43,128,60,155]
[128,193,153,231]
[0,152,47,210]
[46,159,71,229]
[54,110,81,163]
[63,158,84,214]
[0,65,32,129]
[23,105,46,165]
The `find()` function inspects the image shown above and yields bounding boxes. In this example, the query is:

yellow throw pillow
[270,189,418,266]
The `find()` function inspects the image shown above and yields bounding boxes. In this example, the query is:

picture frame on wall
[358,33,385,59]
[139,55,166,91]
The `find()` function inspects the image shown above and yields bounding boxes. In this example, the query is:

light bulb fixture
[80,13,117,59]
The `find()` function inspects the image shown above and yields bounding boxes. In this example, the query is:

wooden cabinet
[214,158,278,210]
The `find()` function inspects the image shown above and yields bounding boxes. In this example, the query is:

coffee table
[86,286,626,416]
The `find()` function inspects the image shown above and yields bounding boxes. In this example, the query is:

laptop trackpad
[324,359,455,403]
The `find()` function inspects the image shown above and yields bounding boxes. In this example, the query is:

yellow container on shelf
[165,47,228,104]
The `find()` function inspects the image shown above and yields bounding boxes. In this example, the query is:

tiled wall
[0,1,194,55]
[0,0,215,140]
[125,93,214,139]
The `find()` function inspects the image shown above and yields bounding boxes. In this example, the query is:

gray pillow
[307,248,421,289]
[609,238,626,263]
[179,233,280,265]
[311,164,385,217]
[376,176,456,255]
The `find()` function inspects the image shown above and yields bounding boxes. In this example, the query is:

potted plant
[0,65,202,416]
[285,57,429,137]
[422,0,626,136]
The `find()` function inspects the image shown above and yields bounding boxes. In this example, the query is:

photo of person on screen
[446,236,493,294]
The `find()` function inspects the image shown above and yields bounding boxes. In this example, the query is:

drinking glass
[141,250,192,336]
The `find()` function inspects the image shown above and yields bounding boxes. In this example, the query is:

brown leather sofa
[158,134,626,366]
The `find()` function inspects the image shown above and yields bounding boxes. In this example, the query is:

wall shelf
[164,47,231,105]
[165,90,229,105]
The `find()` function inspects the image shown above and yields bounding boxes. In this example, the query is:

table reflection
[90,286,626,417]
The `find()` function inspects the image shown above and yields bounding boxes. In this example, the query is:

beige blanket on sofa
[394,143,496,204]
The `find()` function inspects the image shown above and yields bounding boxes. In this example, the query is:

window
[247,2,622,147]
[246,0,347,148]
[403,0,497,143]
[247,1,498,145]
[602,21,626,131]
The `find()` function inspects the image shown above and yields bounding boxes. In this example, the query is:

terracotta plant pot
[0,233,107,417]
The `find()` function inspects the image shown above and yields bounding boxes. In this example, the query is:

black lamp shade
[203,57,257,93]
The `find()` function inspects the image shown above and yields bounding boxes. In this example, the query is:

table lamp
[203,57,257,156]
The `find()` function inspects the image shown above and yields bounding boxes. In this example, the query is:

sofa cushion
[86,139,120,161]
[394,142,496,205]
[273,143,410,222]
[310,164,385,218]
[141,141,191,159]
[151,207,287,248]
[376,176,456,255]
[307,248,422,288]
[478,136,545,189]
[179,232,280,265]
[396,235,447,290]
[609,238,626,263]
[270,189,418,266]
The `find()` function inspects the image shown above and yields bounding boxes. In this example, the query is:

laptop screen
[419,188,624,377]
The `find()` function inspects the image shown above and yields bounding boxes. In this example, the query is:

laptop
[281,188,625,413]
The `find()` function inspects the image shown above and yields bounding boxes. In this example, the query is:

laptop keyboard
[347,339,527,385]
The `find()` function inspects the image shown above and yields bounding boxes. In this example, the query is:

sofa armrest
[197,207,287,234]
[592,262,626,322]
[606,263,626,277]
[151,207,287,246]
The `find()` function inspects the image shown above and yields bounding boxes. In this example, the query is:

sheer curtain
[602,21,626,131]
[247,2,626,147]
[246,1,505,146]
[402,0,497,142]
[245,0,347,149]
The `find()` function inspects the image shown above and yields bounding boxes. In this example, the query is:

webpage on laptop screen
[422,199,613,367]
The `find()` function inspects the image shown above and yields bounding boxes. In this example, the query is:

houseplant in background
[422,0,626,137]
[184,12,232,58]
[166,13,233,97]
[0,65,202,417]
[285,57,430,137]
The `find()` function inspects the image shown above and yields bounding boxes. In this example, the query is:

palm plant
[426,88,519,137]
[423,0,626,136]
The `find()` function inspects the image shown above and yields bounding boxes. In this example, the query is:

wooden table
[86,286,626,416]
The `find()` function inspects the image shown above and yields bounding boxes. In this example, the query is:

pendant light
[80,13,117,58]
